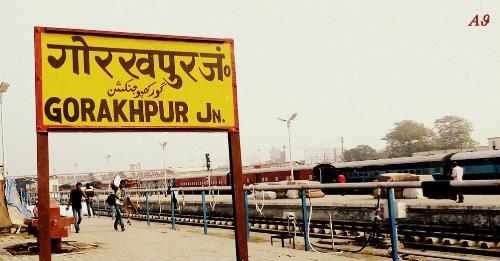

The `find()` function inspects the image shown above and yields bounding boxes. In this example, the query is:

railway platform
[0,218,384,261]
[114,194,500,227]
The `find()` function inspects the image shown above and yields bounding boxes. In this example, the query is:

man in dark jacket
[66,182,86,233]
[84,184,95,217]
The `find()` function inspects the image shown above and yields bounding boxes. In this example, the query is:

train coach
[138,164,316,190]
[245,165,314,183]
[138,150,500,192]
[312,150,500,183]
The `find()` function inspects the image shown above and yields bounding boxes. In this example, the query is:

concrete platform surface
[0,218,387,261]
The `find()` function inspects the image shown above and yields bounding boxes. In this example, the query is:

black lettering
[44,97,62,123]
[80,98,96,122]
[63,98,79,122]
[158,101,174,122]
[97,99,112,122]
[144,101,158,122]
[113,99,129,122]
[197,102,212,123]
[212,109,221,123]
[129,100,144,122]
[175,101,188,122]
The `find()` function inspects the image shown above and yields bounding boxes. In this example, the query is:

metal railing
[87,179,500,194]
[34,179,500,261]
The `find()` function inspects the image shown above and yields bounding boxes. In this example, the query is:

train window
[275,177,279,181]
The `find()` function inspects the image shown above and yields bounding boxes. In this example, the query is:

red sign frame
[34,27,248,261]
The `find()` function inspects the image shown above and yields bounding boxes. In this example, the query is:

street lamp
[0,82,9,177]
[105,154,112,172]
[277,112,298,181]
[160,141,168,188]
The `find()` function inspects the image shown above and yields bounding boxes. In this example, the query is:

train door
[312,164,336,183]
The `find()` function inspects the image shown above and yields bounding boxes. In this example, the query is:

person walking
[451,161,464,203]
[84,184,95,218]
[66,182,86,233]
[108,184,126,231]
[167,183,178,210]
[119,180,134,226]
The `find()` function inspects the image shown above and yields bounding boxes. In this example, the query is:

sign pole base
[228,131,248,261]
[37,132,51,261]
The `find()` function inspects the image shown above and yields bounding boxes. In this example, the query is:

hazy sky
[1,0,499,175]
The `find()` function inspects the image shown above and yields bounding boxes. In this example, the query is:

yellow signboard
[35,27,237,131]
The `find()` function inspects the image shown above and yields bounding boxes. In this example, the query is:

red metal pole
[37,132,51,261]
[228,131,248,261]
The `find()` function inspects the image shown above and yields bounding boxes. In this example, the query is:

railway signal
[205,153,211,171]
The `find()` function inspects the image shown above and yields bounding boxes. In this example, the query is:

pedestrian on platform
[110,183,126,231]
[336,173,346,196]
[32,200,39,218]
[167,183,178,210]
[119,180,134,226]
[336,173,346,183]
[451,161,464,203]
[85,183,95,218]
[106,185,117,220]
[66,182,86,233]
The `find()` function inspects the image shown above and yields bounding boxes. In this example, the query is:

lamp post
[105,154,112,173]
[160,141,167,188]
[0,82,9,178]
[277,113,298,181]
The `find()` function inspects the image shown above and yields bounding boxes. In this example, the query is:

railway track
[92,206,500,258]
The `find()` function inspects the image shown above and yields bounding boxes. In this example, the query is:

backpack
[106,194,116,206]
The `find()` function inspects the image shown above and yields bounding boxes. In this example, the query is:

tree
[343,145,379,162]
[434,115,476,150]
[383,120,435,157]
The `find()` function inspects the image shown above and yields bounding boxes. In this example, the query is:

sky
[0,0,499,175]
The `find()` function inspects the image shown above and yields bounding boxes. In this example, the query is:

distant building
[268,146,286,163]
[49,176,59,194]
[129,162,142,171]
[304,147,337,164]
[488,137,500,150]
